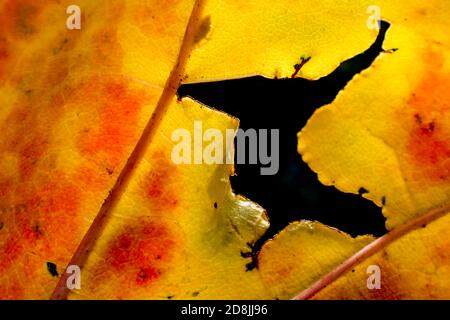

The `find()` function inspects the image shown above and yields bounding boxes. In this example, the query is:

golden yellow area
[185,0,378,81]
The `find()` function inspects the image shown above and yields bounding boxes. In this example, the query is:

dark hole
[178,21,390,261]
[46,261,59,277]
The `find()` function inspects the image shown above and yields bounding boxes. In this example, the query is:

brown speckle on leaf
[291,56,311,78]
[46,262,59,277]
[358,187,369,195]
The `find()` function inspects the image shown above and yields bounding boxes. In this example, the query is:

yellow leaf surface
[1,0,449,300]
[298,0,450,228]
[288,0,450,299]
[185,0,379,81]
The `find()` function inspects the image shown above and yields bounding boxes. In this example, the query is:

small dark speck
[167,295,174,300]
[381,196,386,206]
[214,202,218,209]
[46,262,59,277]
[33,223,43,237]
[192,291,200,297]
[0,222,4,231]
[352,269,355,273]
[358,187,369,195]
[422,224,427,228]
[106,167,114,175]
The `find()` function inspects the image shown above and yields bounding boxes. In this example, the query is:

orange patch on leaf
[0,0,48,38]
[0,176,82,299]
[0,237,23,272]
[2,103,53,181]
[46,57,69,87]
[6,105,31,123]
[1,279,24,300]
[79,79,149,170]
[408,120,450,181]
[431,237,450,264]
[14,173,82,255]
[0,38,9,80]
[72,164,110,192]
[0,180,11,198]
[19,136,48,180]
[0,0,48,81]
[142,152,180,212]
[98,220,176,288]
[406,50,450,182]
[91,27,123,68]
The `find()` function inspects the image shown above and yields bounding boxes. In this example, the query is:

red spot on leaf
[13,174,82,254]
[406,51,450,182]
[0,174,82,285]
[409,120,450,180]
[98,220,176,287]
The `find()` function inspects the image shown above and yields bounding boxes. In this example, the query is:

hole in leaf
[46,261,59,277]
[178,21,391,263]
